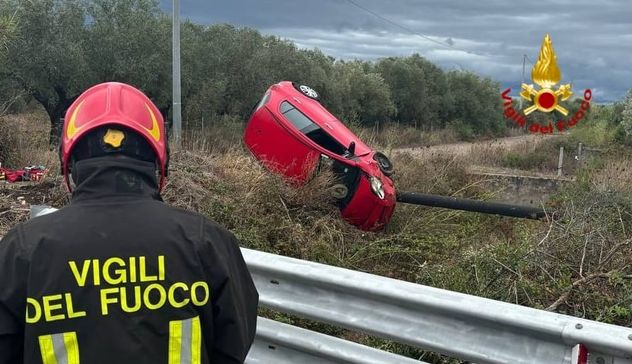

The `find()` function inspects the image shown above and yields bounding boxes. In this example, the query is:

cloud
[161,0,632,102]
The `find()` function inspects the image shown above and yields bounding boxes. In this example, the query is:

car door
[244,103,320,185]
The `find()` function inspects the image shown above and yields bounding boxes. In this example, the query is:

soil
[0,180,65,237]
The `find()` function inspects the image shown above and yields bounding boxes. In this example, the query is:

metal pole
[172,0,182,147]
[557,146,564,177]
[519,54,526,110]
[396,192,548,220]
[577,142,583,163]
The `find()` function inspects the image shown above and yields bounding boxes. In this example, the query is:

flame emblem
[520,34,573,115]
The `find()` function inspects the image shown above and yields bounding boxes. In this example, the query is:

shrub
[502,150,549,170]
[0,111,54,169]
[448,119,475,141]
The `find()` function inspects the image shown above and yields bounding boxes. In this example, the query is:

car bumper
[341,177,396,231]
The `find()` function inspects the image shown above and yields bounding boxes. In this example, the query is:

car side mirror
[348,142,356,157]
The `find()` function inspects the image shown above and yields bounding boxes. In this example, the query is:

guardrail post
[557,146,564,177]
[577,143,583,163]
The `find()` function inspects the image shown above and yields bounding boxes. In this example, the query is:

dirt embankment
[394,134,560,157]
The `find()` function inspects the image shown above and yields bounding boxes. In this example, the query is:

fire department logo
[520,34,573,115]
[501,34,592,134]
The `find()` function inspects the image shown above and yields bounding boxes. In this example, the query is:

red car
[243,81,396,231]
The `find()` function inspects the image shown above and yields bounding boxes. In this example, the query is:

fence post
[577,142,583,162]
[557,146,564,177]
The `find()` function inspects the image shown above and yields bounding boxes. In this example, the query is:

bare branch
[546,272,613,311]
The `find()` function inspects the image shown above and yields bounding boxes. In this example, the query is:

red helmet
[61,82,168,191]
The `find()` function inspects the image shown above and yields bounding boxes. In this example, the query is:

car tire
[330,184,349,199]
[294,83,319,100]
[373,152,394,176]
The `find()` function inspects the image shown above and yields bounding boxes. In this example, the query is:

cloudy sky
[160,0,632,103]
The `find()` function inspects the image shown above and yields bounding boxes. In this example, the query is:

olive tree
[5,0,170,144]
[4,0,90,144]
[333,61,395,125]
[376,55,446,129]
[621,89,632,138]
[85,0,171,113]
[0,4,20,116]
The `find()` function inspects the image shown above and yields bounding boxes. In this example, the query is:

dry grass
[469,137,567,172]
[391,151,477,196]
[353,123,461,150]
[590,157,632,194]
[2,111,631,362]
[0,110,57,169]
[0,111,67,237]
[0,180,68,236]
[162,148,352,259]
[180,115,245,155]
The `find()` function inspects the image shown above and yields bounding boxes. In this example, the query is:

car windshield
[280,101,347,156]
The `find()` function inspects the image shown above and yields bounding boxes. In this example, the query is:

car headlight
[369,176,385,200]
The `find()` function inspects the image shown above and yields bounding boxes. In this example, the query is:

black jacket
[0,156,258,363]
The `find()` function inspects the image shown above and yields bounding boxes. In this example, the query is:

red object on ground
[25,166,46,182]
[244,81,396,231]
[1,168,25,183]
[0,166,47,183]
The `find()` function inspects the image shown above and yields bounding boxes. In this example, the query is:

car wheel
[294,83,319,100]
[330,184,349,199]
[373,152,394,176]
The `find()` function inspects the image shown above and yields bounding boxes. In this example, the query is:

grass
[351,122,523,150]
[0,110,58,170]
[1,110,631,362]
[352,122,460,150]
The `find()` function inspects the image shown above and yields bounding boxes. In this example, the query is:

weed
[2,111,631,362]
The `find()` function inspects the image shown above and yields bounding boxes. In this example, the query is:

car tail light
[571,343,588,364]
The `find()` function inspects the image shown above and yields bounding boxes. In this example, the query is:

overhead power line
[342,0,536,80]
[342,0,485,57]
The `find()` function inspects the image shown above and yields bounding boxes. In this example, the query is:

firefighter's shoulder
[161,203,240,246]
[3,205,68,255]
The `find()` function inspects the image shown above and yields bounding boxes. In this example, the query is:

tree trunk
[47,87,78,147]
[48,110,62,147]
[43,100,69,147]
[27,91,57,147]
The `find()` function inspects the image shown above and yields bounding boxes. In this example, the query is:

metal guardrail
[244,248,632,364]
[29,207,632,363]
[247,317,425,364]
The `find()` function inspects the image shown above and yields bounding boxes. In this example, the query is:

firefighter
[0,82,258,363]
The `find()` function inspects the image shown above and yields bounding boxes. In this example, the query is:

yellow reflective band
[63,332,80,364]
[39,331,80,364]
[168,320,182,364]
[168,316,202,364]
[191,316,201,364]
[38,335,58,364]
